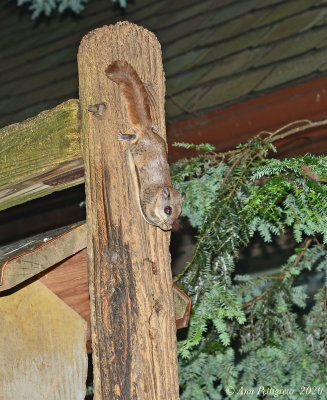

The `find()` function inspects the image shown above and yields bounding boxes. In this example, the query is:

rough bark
[78,22,179,400]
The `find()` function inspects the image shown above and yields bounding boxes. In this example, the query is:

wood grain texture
[78,22,179,399]
[40,249,91,344]
[0,222,187,350]
[0,99,83,210]
[0,280,87,400]
[0,223,86,291]
[40,249,188,346]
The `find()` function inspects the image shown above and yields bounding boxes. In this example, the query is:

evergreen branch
[220,149,250,190]
[259,119,312,139]
[205,118,327,161]
[172,124,327,398]
[293,237,313,267]
[236,275,275,297]
[302,164,327,183]
[242,273,284,310]
[242,238,313,310]
[267,119,327,143]
[178,150,258,281]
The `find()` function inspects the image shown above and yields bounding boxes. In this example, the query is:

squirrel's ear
[181,192,186,202]
[162,187,170,199]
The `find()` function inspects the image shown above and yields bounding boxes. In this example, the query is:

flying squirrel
[105,60,185,231]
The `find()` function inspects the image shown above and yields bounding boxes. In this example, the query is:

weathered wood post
[78,22,179,399]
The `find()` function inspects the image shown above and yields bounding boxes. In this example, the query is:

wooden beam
[0,223,86,291]
[0,99,83,211]
[167,75,327,162]
[78,22,179,399]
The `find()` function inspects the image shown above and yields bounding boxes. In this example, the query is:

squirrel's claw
[117,132,136,141]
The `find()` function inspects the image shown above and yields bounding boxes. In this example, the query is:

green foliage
[246,155,327,243]
[13,0,126,19]
[16,0,87,18]
[172,137,327,399]
[173,142,216,153]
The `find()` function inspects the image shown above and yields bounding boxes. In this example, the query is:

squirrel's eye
[164,206,172,215]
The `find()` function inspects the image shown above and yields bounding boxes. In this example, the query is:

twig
[242,237,313,309]
[267,119,327,143]
[207,118,327,160]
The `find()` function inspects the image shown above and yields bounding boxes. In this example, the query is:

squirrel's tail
[105,61,152,131]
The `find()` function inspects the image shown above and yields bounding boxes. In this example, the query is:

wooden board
[39,248,91,346]
[0,99,83,211]
[0,223,86,291]
[40,252,188,346]
[0,280,87,400]
[0,221,188,350]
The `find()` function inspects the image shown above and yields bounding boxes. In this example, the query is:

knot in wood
[88,102,107,118]
[110,252,119,264]
[145,258,157,275]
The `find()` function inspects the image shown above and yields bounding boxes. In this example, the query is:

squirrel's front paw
[117,132,136,141]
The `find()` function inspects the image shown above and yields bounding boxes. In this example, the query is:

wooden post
[78,22,179,399]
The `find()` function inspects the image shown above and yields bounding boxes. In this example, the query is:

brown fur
[106,61,185,230]
[105,61,152,131]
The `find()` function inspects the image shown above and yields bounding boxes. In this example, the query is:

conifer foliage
[171,123,327,399]
[14,0,126,18]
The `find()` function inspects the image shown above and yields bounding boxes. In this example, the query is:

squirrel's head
[154,187,186,231]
